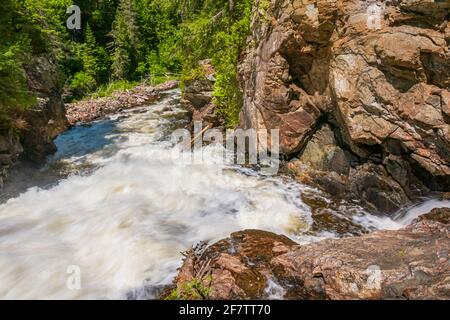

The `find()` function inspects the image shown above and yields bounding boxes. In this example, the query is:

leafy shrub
[165,278,212,300]
[69,72,97,99]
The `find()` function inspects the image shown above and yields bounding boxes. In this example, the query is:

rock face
[238,0,450,213]
[182,60,224,130]
[0,55,68,186]
[174,208,450,300]
[22,55,69,162]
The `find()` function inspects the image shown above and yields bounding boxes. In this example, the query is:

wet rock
[174,208,450,300]
[347,163,411,213]
[416,207,450,225]
[174,230,297,300]
[289,160,412,214]
[239,0,450,212]
[0,135,23,184]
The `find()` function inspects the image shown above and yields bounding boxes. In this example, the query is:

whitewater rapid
[0,90,447,299]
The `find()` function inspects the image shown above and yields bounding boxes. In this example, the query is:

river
[0,89,448,299]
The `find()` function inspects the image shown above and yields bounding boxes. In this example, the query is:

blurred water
[0,89,447,299]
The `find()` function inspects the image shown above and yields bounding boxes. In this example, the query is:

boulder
[297,124,351,175]
[174,230,297,300]
[174,208,450,300]
[0,55,69,186]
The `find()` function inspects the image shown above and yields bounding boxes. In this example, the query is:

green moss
[257,0,272,23]
[164,277,212,300]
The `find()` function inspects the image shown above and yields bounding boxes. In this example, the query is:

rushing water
[0,90,448,299]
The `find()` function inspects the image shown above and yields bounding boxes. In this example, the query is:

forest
[0,0,254,130]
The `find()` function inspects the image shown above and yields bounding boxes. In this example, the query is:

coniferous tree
[0,0,36,129]
[110,0,141,80]
[82,23,99,80]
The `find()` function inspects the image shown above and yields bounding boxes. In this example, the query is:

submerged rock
[174,208,450,300]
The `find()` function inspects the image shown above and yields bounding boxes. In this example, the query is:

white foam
[352,199,450,231]
[1,90,448,299]
[0,91,314,299]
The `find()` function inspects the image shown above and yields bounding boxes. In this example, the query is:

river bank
[66,80,179,125]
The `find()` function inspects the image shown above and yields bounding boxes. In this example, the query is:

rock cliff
[0,55,68,187]
[238,0,450,213]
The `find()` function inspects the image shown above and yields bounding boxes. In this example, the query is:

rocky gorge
[0,0,449,301]
[173,0,450,300]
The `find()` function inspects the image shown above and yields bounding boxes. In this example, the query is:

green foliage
[110,0,141,80]
[1,0,256,126]
[70,71,97,98]
[179,64,206,91]
[257,0,272,23]
[0,0,41,131]
[82,24,99,79]
[91,80,139,98]
[166,0,253,127]
[165,278,212,300]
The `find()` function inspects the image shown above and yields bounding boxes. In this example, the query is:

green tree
[0,0,35,131]
[110,0,141,80]
[177,0,254,127]
[82,23,99,79]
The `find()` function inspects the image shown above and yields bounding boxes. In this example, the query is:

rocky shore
[1,74,178,187]
[173,207,450,300]
[66,80,179,125]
